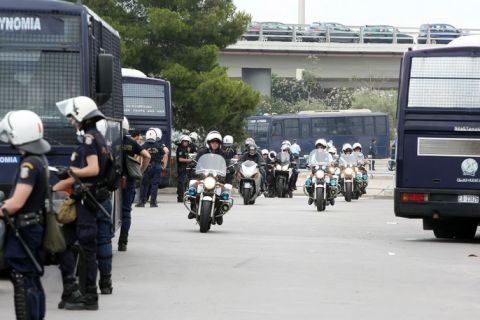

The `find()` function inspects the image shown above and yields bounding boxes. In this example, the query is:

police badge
[461,158,478,177]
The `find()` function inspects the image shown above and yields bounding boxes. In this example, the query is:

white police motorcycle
[237,160,262,205]
[305,150,338,211]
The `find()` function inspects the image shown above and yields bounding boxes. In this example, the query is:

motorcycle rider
[240,143,266,193]
[305,139,334,204]
[176,135,193,203]
[0,110,50,320]
[119,117,151,252]
[353,142,368,194]
[277,142,298,193]
[191,131,227,224]
[137,128,168,207]
[262,149,275,195]
[222,135,236,184]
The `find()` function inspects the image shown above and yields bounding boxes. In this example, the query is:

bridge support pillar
[241,68,272,97]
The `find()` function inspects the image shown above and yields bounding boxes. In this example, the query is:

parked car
[260,22,297,42]
[302,22,359,43]
[363,25,414,44]
[242,21,261,41]
[417,23,462,44]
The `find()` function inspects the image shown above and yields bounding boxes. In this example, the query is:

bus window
[364,117,374,135]
[272,121,282,138]
[301,121,310,138]
[334,117,350,135]
[284,119,299,139]
[247,121,256,137]
[312,118,328,135]
[348,117,363,135]
[255,121,269,148]
[375,116,387,135]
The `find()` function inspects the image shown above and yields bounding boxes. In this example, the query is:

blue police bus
[122,68,173,187]
[0,0,124,224]
[394,41,480,239]
[247,110,390,157]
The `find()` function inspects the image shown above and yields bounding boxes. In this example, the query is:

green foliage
[68,0,259,138]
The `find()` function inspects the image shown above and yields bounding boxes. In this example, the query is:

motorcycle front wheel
[243,188,252,205]
[316,187,325,212]
[199,200,212,233]
[345,182,353,202]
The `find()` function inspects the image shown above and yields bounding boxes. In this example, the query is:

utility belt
[14,211,44,229]
[71,182,110,212]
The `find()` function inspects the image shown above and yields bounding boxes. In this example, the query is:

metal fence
[241,24,480,45]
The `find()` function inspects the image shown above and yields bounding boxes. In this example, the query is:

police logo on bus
[461,158,478,177]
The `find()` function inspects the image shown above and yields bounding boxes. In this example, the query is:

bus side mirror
[96,53,113,106]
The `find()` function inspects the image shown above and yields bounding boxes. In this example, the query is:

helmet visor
[56,98,75,118]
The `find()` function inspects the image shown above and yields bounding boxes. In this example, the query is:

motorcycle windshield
[278,152,290,165]
[241,160,258,176]
[195,154,227,177]
[308,150,330,166]
[340,154,357,165]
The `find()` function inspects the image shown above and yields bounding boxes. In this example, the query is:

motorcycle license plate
[458,195,479,204]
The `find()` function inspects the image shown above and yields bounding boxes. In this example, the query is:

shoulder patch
[84,134,94,145]
[21,162,34,170]
[20,166,30,179]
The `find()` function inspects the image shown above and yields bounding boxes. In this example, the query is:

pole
[298,0,305,25]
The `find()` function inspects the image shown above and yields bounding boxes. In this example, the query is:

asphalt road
[1,194,480,319]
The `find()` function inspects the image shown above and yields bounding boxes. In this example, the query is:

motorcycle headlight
[316,170,324,179]
[276,164,282,170]
[204,176,216,190]
[344,168,353,176]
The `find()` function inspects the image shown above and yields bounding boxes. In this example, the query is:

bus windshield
[123,83,166,117]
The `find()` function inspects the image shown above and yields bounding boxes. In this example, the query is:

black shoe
[188,212,195,219]
[99,274,113,295]
[215,215,223,225]
[118,242,127,252]
[308,198,313,205]
[135,202,145,208]
[150,203,158,207]
[177,197,183,203]
[330,199,335,206]
[63,284,88,310]
[58,280,82,310]
[82,286,99,310]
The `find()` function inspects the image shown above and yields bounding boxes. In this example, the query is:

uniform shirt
[70,127,109,185]
[122,135,144,177]
[195,147,226,161]
[176,144,190,172]
[143,140,166,164]
[10,155,47,213]
[240,151,265,166]
[290,143,301,155]
[189,143,198,153]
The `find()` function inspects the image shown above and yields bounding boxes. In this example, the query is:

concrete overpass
[219,41,438,94]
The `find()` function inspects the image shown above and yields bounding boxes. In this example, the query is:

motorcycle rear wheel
[199,201,212,233]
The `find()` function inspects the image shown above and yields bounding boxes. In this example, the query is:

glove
[56,166,71,180]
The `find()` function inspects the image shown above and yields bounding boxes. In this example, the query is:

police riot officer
[222,135,236,184]
[176,135,193,202]
[137,128,168,207]
[240,143,267,192]
[53,96,111,310]
[0,110,51,320]
[119,117,151,251]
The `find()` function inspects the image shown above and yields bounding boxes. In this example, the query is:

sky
[232,0,480,29]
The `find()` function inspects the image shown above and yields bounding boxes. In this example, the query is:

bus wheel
[454,222,477,240]
[432,222,454,239]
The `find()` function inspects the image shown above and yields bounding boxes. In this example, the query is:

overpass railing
[241,25,480,44]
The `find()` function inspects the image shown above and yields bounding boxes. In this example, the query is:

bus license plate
[458,195,479,204]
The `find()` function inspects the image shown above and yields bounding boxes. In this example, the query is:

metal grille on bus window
[0,50,81,145]
[408,57,480,108]
[123,83,166,116]
[0,13,80,44]
[418,138,480,157]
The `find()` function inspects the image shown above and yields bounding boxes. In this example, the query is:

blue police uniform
[119,136,144,247]
[223,146,236,184]
[59,127,111,304]
[140,140,165,206]
[5,155,47,320]
[176,144,189,201]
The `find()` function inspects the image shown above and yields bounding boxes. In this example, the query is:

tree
[71,0,260,138]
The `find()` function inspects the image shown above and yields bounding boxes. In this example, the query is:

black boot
[61,278,85,310]
[99,273,113,295]
[83,285,99,310]
[118,232,128,252]
[135,202,145,207]
[215,215,223,225]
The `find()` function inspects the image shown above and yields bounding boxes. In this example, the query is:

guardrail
[241,24,480,44]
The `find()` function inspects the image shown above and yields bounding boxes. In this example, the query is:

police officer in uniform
[222,135,236,184]
[53,96,110,310]
[0,110,51,320]
[137,128,168,207]
[189,132,199,153]
[119,117,150,251]
[176,135,193,202]
[240,143,267,192]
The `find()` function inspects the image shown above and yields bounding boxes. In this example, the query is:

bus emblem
[461,158,478,177]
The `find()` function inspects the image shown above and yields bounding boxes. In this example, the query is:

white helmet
[281,144,289,151]
[223,135,234,147]
[329,146,337,155]
[148,127,162,141]
[282,140,291,147]
[342,143,353,153]
[122,117,129,133]
[352,142,362,151]
[180,135,191,143]
[0,110,51,154]
[56,96,105,123]
[261,149,269,156]
[245,137,255,147]
[206,131,222,145]
[96,119,108,137]
[145,129,157,142]
[189,132,198,142]
[315,138,327,148]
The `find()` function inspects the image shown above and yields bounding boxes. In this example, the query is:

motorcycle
[183,154,233,233]
[304,150,338,212]
[339,154,362,202]
[237,160,262,205]
[274,151,293,198]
